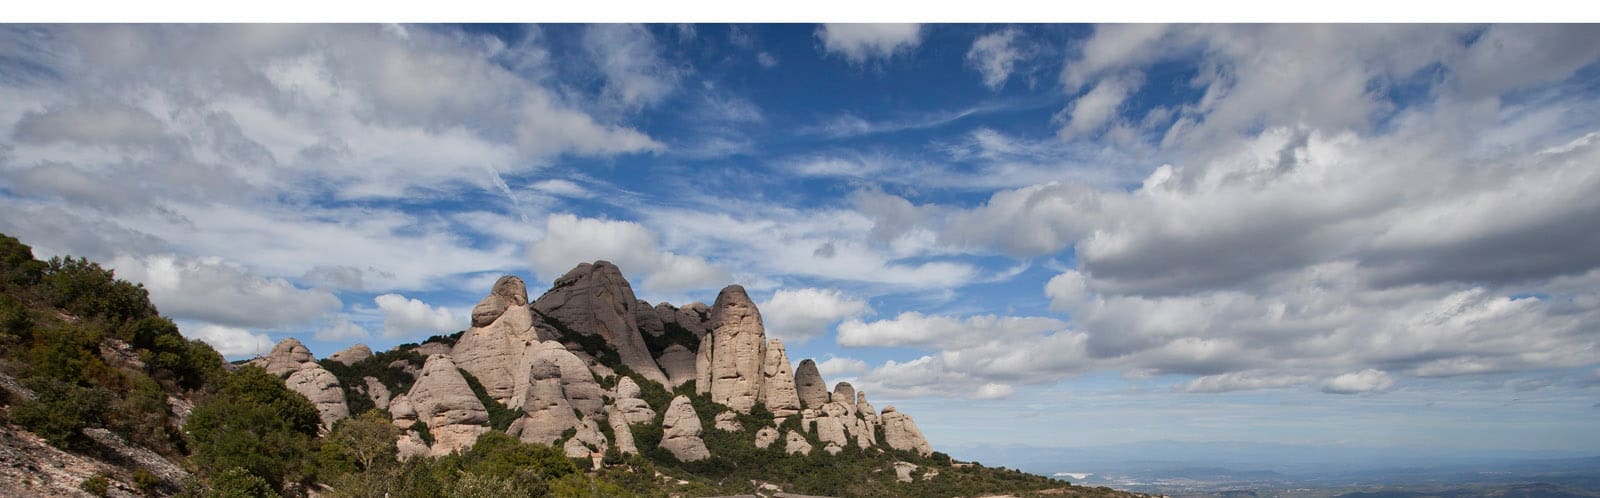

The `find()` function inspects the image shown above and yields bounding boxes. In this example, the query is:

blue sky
[2,24,1599,456]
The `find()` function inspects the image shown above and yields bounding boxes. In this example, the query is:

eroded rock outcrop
[784,430,812,455]
[563,417,608,458]
[755,426,779,449]
[285,363,349,430]
[606,406,638,455]
[532,261,669,385]
[407,355,490,456]
[794,358,829,409]
[656,344,698,389]
[660,395,709,461]
[703,285,767,414]
[471,275,528,327]
[612,376,656,425]
[452,275,542,403]
[251,338,315,376]
[880,406,933,457]
[364,376,392,411]
[832,382,857,417]
[714,411,743,432]
[328,344,372,366]
[509,343,583,446]
[761,339,802,418]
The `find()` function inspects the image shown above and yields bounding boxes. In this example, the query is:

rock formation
[508,343,582,446]
[880,406,933,457]
[660,395,709,462]
[761,339,802,418]
[406,355,490,456]
[656,344,697,389]
[702,285,768,414]
[250,338,314,376]
[794,358,829,409]
[563,417,608,458]
[452,276,542,403]
[285,363,349,430]
[784,430,812,455]
[832,382,857,416]
[363,376,391,411]
[605,407,638,455]
[328,344,372,366]
[471,275,528,327]
[611,376,656,425]
[754,426,779,449]
[814,402,851,448]
[635,300,666,338]
[714,411,743,432]
[532,261,668,385]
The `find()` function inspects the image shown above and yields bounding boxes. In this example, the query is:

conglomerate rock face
[794,358,829,409]
[660,395,710,462]
[702,285,767,414]
[251,338,315,376]
[880,405,933,457]
[285,363,349,431]
[406,355,490,456]
[761,339,802,418]
[532,261,669,385]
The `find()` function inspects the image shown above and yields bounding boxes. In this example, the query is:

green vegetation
[458,369,520,431]
[185,365,321,492]
[641,320,700,356]
[318,347,424,416]
[80,473,110,497]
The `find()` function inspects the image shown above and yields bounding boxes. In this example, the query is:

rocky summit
[249,261,935,465]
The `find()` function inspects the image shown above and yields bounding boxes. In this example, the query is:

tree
[11,377,110,449]
[186,366,320,491]
[322,410,399,472]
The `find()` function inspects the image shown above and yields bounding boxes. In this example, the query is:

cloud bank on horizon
[2,23,1597,451]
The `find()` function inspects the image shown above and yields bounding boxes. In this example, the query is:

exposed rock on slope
[363,376,392,411]
[328,344,372,366]
[656,344,697,388]
[452,276,544,403]
[250,338,314,376]
[508,343,583,446]
[880,405,933,457]
[471,275,528,327]
[285,363,350,430]
[761,339,802,418]
[794,358,829,408]
[702,285,768,414]
[406,355,490,456]
[532,261,668,385]
[785,429,813,455]
[660,395,710,462]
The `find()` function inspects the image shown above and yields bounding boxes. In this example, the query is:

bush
[12,377,110,449]
[458,369,519,431]
[0,233,47,289]
[41,255,154,325]
[209,467,277,498]
[132,467,161,495]
[80,473,110,497]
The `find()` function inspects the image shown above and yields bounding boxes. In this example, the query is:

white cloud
[966,28,1021,90]
[527,214,730,294]
[1058,74,1139,139]
[759,288,870,344]
[374,294,458,339]
[838,312,1065,349]
[816,24,923,63]
[583,24,679,110]
[1322,369,1395,394]
[1180,371,1313,393]
[315,318,369,342]
[110,254,341,329]
[816,356,869,379]
[185,323,273,358]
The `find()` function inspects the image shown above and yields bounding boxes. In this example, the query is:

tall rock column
[761,339,802,418]
[706,285,767,414]
[452,275,540,404]
[532,261,668,385]
[407,355,490,456]
[794,358,829,409]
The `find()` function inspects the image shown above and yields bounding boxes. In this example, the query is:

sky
[1,23,1598,457]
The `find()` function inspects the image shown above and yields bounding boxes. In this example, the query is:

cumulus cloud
[816,356,869,379]
[374,294,458,338]
[966,28,1021,90]
[838,312,1065,349]
[110,254,341,329]
[583,24,680,110]
[528,214,730,293]
[816,24,923,63]
[759,288,870,344]
[186,323,273,358]
[1322,369,1396,394]
[1180,372,1314,393]
[315,318,369,342]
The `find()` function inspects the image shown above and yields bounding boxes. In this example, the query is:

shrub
[80,473,110,497]
[12,377,110,449]
[132,467,160,495]
[208,467,277,498]
[186,366,320,491]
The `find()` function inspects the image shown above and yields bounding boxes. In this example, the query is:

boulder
[656,344,698,389]
[754,426,779,449]
[705,285,768,414]
[250,338,314,376]
[761,339,802,418]
[531,261,669,385]
[407,355,490,456]
[611,376,656,425]
[784,430,812,455]
[794,359,829,408]
[824,443,843,455]
[285,363,349,430]
[471,275,528,327]
[880,406,933,457]
[614,376,643,399]
[660,395,710,462]
[894,462,919,483]
[363,376,392,411]
[714,411,743,432]
[814,410,849,448]
[388,393,416,427]
[328,344,372,366]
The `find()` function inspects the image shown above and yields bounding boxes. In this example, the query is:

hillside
[0,232,1147,497]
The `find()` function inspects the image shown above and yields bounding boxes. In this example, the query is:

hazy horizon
[2,23,1597,458]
